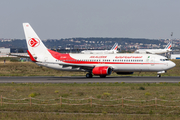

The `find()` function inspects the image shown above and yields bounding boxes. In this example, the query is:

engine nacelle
[92,66,112,75]
[116,72,134,75]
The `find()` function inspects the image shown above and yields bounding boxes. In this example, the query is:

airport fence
[1,95,180,108]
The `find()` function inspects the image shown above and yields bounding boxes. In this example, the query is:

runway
[0,76,180,83]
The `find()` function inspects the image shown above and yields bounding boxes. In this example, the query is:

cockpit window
[160,59,169,61]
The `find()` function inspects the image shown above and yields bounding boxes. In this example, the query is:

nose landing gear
[157,74,161,78]
[157,71,166,78]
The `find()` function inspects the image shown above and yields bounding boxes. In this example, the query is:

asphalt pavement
[0,76,179,83]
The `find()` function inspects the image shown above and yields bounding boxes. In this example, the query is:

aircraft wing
[38,61,95,68]
[8,53,30,58]
[36,61,95,72]
[145,50,154,54]
[59,64,94,71]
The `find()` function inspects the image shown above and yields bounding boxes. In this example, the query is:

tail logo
[28,38,40,47]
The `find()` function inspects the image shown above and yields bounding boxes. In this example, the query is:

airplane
[134,42,172,54]
[23,23,176,78]
[81,43,119,54]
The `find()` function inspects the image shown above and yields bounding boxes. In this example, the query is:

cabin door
[150,57,155,66]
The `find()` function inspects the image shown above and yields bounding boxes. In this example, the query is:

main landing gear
[157,74,161,78]
[86,73,93,78]
[85,73,107,78]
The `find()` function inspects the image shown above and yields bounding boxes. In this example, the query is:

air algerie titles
[90,56,107,58]
[115,56,142,59]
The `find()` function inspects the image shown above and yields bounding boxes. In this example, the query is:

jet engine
[92,66,112,75]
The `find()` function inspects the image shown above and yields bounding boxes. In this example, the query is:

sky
[0,0,180,40]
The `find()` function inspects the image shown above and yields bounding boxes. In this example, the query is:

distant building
[0,47,10,57]
[171,54,180,59]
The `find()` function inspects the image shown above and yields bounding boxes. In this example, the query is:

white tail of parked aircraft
[134,42,172,54]
[23,23,176,78]
[81,43,119,54]
[110,42,118,50]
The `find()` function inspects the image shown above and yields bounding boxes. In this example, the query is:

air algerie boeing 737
[23,23,176,78]
[81,43,119,54]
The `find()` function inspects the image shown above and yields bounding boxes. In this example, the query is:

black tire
[100,75,106,78]
[157,74,161,78]
[86,73,93,78]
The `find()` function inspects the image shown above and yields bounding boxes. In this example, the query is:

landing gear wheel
[86,73,93,78]
[100,75,106,78]
[157,74,161,78]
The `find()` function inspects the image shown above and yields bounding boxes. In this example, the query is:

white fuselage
[35,51,175,72]
[135,49,172,54]
[81,50,118,54]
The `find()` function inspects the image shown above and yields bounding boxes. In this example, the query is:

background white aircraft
[134,42,172,54]
[81,43,119,54]
[23,23,176,78]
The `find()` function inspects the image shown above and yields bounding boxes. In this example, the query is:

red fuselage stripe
[48,49,163,65]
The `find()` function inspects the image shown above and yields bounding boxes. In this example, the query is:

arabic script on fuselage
[115,56,143,59]
[90,56,107,58]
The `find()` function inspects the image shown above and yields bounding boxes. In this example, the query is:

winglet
[27,50,37,62]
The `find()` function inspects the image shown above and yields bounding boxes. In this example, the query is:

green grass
[0,59,180,119]
[0,83,180,119]
[0,83,180,112]
[1,112,180,120]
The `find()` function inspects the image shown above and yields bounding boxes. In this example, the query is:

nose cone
[169,61,176,69]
